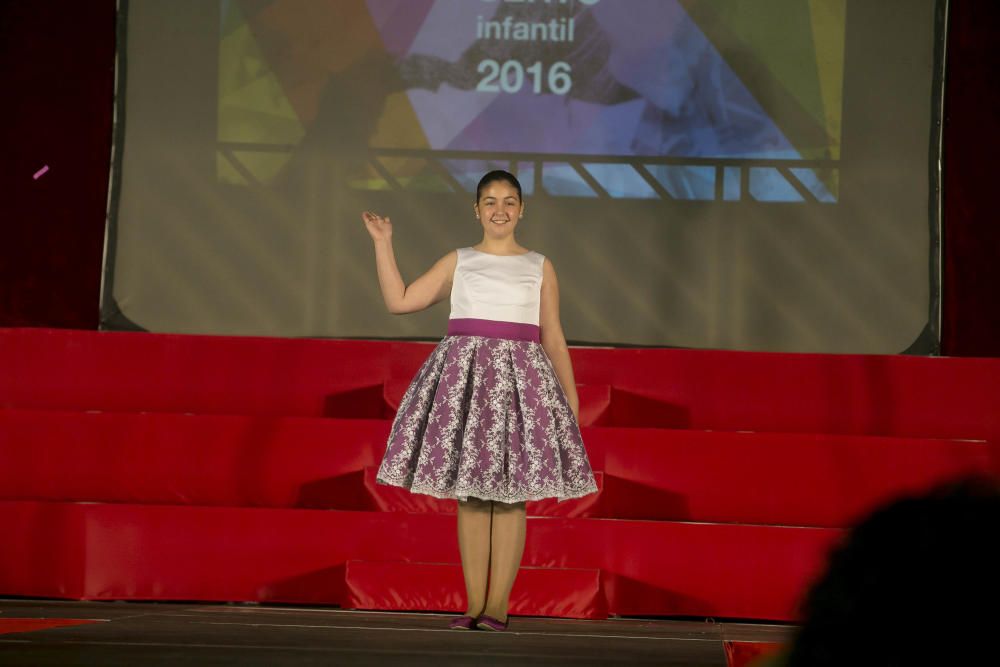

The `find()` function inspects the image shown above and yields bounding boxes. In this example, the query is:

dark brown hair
[475,170,522,202]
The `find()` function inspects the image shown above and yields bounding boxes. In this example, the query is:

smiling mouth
[490,217,510,225]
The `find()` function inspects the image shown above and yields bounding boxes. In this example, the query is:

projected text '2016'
[477,60,572,95]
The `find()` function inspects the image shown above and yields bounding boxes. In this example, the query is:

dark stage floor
[0,600,794,666]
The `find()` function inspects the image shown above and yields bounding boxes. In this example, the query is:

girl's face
[475,180,523,239]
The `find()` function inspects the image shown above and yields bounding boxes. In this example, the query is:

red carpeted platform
[1,328,998,621]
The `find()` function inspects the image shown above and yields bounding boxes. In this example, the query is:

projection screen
[102,0,946,353]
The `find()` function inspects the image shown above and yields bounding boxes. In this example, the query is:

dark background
[1,0,996,357]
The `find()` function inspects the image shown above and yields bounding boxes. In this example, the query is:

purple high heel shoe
[475,614,509,631]
[448,615,477,630]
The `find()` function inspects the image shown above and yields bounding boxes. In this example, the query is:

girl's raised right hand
[362,211,393,242]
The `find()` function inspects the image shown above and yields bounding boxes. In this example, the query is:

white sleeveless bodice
[450,247,545,325]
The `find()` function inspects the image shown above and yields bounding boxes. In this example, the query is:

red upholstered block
[323,384,394,419]
[586,427,994,527]
[382,378,411,412]
[595,388,692,429]
[576,384,611,427]
[0,409,389,508]
[344,561,606,619]
[0,328,428,418]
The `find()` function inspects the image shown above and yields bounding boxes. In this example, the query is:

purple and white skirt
[376,318,598,504]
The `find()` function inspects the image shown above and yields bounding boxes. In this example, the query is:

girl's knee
[459,497,492,511]
[492,501,526,514]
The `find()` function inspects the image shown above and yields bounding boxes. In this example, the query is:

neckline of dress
[467,247,533,257]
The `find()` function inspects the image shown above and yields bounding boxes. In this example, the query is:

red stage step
[1,408,990,526]
[590,428,993,526]
[0,409,388,508]
[344,561,605,619]
[4,328,1000,440]
[0,501,839,621]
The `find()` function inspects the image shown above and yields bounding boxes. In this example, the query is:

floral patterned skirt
[376,333,597,504]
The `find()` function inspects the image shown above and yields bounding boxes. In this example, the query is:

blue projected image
[379,0,843,202]
[221,0,846,202]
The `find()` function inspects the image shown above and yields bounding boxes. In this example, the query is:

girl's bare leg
[457,497,493,617]
[482,501,527,621]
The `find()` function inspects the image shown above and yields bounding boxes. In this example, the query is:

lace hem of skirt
[375,473,598,504]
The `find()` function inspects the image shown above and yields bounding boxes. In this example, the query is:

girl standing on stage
[363,170,596,631]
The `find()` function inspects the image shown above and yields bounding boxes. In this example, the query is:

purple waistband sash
[447,318,540,342]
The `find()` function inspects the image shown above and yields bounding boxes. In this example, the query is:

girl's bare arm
[539,258,580,422]
[364,211,457,314]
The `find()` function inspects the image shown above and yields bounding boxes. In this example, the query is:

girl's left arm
[539,258,580,423]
